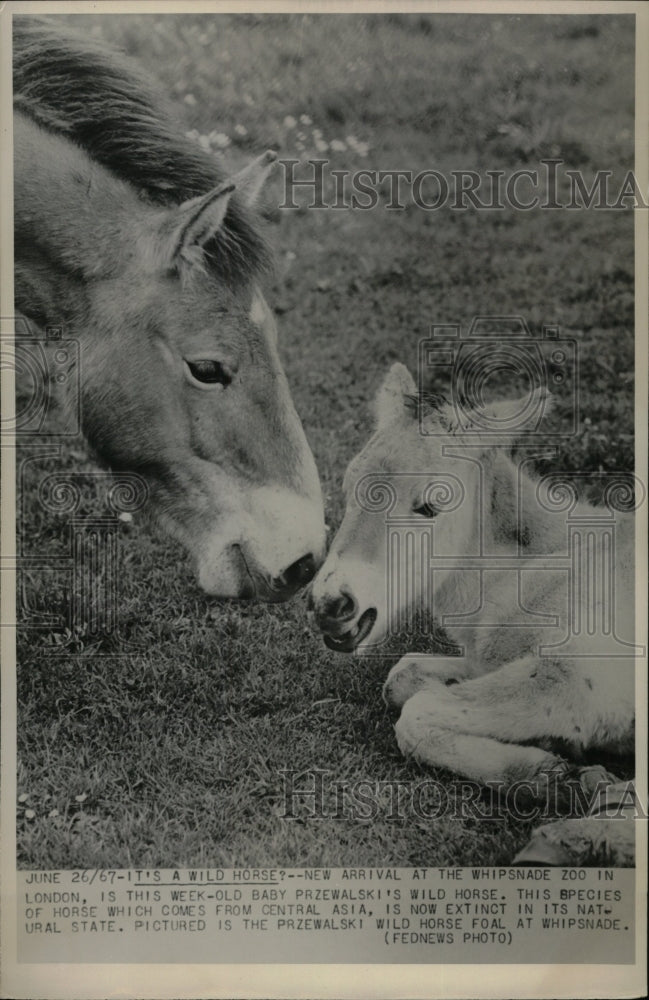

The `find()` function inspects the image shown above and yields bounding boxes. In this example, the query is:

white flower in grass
[299,114,312,126]
[346,135,370,157]
[312,128,322,139]
[184,93,197,107]
[198,135,211,151]
[315,139,329,153]
[283,115,297,129]
[330,139,347,152]
[234,124,248,137]
[210,132,231,149]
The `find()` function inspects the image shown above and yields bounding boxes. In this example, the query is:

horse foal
[312,363,636,864]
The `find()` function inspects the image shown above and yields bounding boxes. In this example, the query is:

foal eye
[185,360,232,387]
[413,502,438,518]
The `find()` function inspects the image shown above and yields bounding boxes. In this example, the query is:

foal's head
[312,363,547,650]
[77,155,326,600]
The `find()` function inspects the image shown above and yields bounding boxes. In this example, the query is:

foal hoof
[513,827,572,867]
[383,655,460,711]
[577,764,620,795]
[383,658,422,711]
[513,814,635,868]
[543,762,620,815]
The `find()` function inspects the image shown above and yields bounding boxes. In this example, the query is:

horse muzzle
[201,546,319,602]
[262,552,319,602]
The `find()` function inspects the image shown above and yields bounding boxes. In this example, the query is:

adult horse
[13,17,325,600]
[311,363,638,865]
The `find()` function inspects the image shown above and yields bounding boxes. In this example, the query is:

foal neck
[431,450,570,656]
[486,449,571,555]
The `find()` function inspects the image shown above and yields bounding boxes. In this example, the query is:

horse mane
[404,391,449,419]
[13,16,272,287]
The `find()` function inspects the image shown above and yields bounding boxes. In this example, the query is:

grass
[16,12,635,868]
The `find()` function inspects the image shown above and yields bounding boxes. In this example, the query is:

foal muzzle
[312,587,378,652]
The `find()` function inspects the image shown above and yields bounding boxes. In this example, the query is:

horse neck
[14,115,143,312]
[485,448,580,554]
[432,449,579,631]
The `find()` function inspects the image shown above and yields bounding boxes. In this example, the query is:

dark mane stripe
[13,16,272,285]
[404,390,448,418]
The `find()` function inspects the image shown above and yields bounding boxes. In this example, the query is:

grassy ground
[16,12,635,868]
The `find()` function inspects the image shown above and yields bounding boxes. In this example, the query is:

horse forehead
[365,425,445,471]
[164,283,274,345]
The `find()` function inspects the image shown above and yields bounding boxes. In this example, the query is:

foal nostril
[280,553,317,592]
[324,587,358,622]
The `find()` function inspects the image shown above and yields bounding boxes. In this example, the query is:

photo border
[1,2,646,997]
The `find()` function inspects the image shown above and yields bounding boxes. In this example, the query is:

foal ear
[458,387,553,441]
[373,363,417,429]
[481,386,552,428]
[231,150,277,207]
[155,182,236,269]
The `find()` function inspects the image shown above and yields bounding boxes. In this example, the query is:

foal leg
[395,710,564,786]
[383,654,469,710]
[394,656,610,786]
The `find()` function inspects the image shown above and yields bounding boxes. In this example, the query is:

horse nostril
[281,553,317,592]
[325,587,357,622]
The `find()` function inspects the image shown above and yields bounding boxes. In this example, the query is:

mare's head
[14,20,325,601]
[75,154,325,599]
[312,363,546,649]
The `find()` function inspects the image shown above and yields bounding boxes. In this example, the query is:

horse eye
[413,502,438,518]
[186,360,232,386]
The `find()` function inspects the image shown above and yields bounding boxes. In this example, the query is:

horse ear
[152,152,276,269]
[231,150,277,207]
[154,182,236,269]
[373,363,417,429]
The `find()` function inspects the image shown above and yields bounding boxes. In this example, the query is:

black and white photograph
[1,2,646,996]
